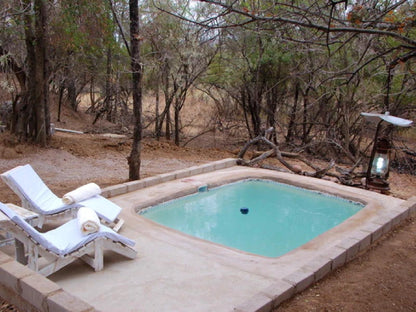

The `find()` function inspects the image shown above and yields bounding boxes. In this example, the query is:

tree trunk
[21,0,36,140]
[240,88,253,138]
[302,87,310,145]
[155,83,160,139]
[265,86,278,144]
[248,87,262,137]
[67,78,77,111]
[14,0,49,145]
[89,76,98,112]
[174,103,180,146]
[165,105,171,140]
[286,82,299,143]
[21,0,50,146]
[104,47,114,122]
[0,47,27,134]
[128,0,143,181]
[57,85,64,122]
[35,0,49,145]
[164,69,172,141]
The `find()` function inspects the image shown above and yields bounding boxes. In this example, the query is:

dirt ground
[0,110,415,311]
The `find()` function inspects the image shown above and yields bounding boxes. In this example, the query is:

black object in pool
[240,207,249,214]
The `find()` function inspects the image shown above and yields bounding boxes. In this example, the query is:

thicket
[0,0,415,175]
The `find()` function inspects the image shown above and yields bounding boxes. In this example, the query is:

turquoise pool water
[140,179,363,257]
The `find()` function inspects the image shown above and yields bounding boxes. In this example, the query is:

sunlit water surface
[140,179,363,257]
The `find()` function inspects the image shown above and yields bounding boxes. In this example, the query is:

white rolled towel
[77,207,100,235]
[62,183,101,205]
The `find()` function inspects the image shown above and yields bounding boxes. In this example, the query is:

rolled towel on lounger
[77,207,100,235]
[62,183,101,205]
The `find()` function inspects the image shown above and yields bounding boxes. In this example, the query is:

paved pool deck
[46,165,415,312]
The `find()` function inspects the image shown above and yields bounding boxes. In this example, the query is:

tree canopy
[0,0,415,176]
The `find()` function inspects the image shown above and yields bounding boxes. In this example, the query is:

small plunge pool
[140,179,364,257]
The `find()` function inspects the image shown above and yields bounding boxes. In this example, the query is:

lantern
[370,138,390,178]
[367,138,391,192]
[361,112,413,193]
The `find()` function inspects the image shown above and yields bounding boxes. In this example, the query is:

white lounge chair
[1,164,124,231]
[0,202,137,276]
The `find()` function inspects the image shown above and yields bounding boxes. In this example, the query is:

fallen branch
[402,148,416,157]
[237,132,332,176]
[237,129,365,186]
[237,135,300,173]
[303,160,335,178]
[54,128,84,134]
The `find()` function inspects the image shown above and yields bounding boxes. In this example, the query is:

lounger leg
[80,240,104,271]
[94,240,104,271]
[112,218,125,233]
[37,215,45,228]
[103,241,137,259]
[15,239,27,265]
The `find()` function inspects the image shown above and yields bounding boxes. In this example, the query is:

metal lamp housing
[370,152,389,178]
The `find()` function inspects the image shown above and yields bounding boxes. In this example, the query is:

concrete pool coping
[1,159,416,312]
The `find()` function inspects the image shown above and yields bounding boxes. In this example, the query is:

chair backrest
[0,202,52,249]
[1,164,60,213]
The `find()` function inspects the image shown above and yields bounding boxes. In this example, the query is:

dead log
[236,130,360,183]
[237,135,300,173]
[252,149,300,159]
[303,160,335,178]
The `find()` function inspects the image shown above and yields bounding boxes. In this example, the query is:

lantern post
[361,112,413,193]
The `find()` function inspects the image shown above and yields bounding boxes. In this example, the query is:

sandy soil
[0,131,234,203]
[0,115,415,311]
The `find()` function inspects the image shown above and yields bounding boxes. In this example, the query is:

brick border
[101,158,237,198]
[0,252,96,312]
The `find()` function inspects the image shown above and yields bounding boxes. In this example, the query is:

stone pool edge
[101,158,416,312]
[101,158,238,198]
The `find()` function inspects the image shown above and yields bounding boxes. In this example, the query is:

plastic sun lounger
[0,202,137,276]
[0,164,124,231]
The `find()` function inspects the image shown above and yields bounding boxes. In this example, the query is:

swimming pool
[140,179,363,257]
[50,164,412,312]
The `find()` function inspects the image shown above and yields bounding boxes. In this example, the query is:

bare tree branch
[108,0,131,56]
[194,0,416,47]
